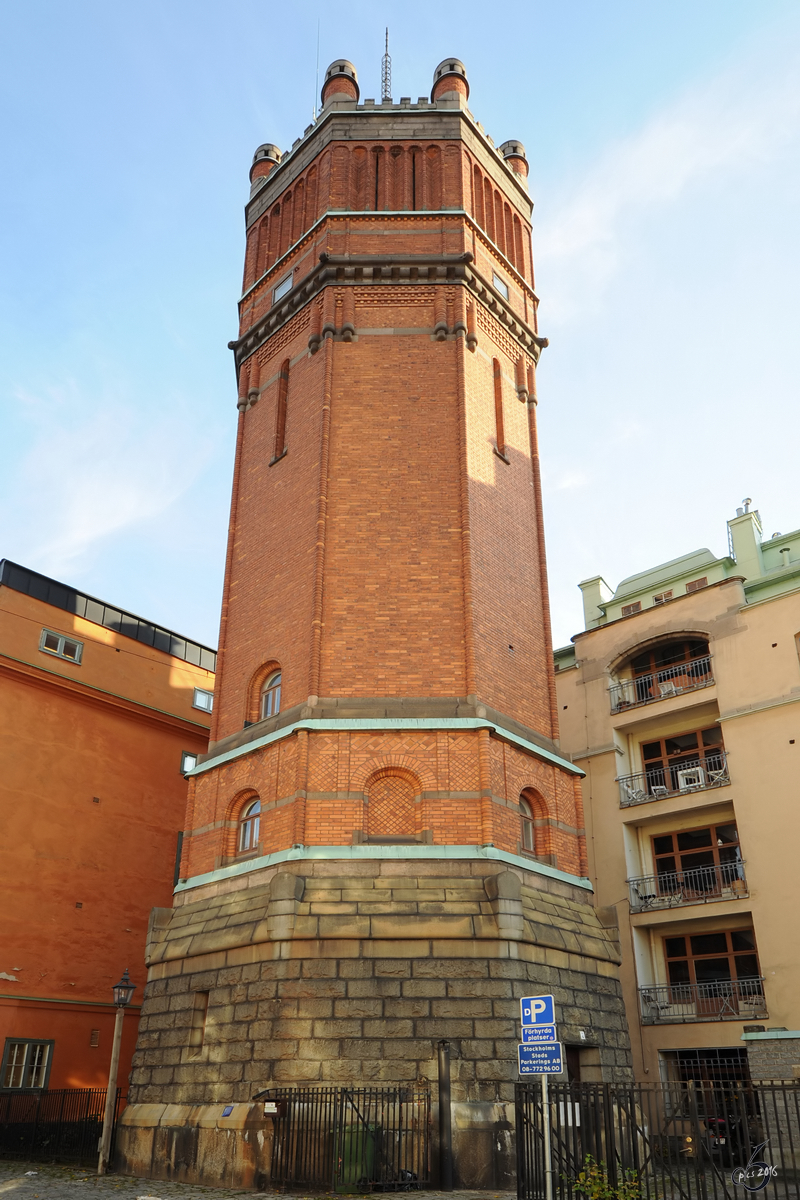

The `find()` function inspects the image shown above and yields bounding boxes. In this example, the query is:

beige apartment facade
[554,504,800,1085]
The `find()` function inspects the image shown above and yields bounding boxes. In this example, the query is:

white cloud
[3,378,212,579]
[537,44,800,316]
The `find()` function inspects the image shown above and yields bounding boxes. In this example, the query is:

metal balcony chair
[677,766,705,791]
[621,781,648,805]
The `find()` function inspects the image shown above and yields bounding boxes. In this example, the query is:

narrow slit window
[493,358,506,459]
[272,360,290,462]
[273,272,293,304]
[238,798,261,853]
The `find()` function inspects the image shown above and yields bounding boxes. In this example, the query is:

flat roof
[0,559,217,672]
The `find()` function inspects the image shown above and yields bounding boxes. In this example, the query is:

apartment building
[554,504,800,1085]
[0,561,215,1092]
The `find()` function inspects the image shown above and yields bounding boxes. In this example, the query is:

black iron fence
[639,979,767,1024]
[263,1085,430,1191]
[516,1080,800,1200]
[629,862,749,912]
[609,656,714,713]
[618,751,730,807]
[0,1088,124,1165]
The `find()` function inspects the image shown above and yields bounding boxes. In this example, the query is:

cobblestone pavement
[0,1164,514,1200]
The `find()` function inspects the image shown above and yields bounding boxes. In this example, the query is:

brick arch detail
[223,787,260,858]
[349,755,435,794]
[245,659,282,724]
[364,767,421,839]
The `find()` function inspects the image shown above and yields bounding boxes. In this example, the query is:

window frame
[260,671,282,720]
[651,822,742,897]
[491,271,509,300]
[237,797,261,855]
[39,629,83,664]
[181,751,198,775]
[192,687,214,713]
[272,272,293,304]
[640,723,725,793]
[1,1039,54,1091]
[686,577,709,593]
[663,927,761,989]
[519,796,535,853]
[621,601,642,616]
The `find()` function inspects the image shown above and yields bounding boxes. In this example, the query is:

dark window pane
[734,956,759,979]
[716,824,738,845]
[655,643,686,667]
[666,732,699,755]
[694,958,732,982]
[668,961,691,984]
[702,727,723,746]
[688,641,708,658]
[653,835,674,855]
[642,742,662,760]
[681,851,715,871]
[690,933,728,956]
[677,828,713,852]
[665,937,687,958]
[656,857,677,876]
[731,930,756,952]
[632,652,651,672]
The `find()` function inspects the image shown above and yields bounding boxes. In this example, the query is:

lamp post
[97,968,136,1176]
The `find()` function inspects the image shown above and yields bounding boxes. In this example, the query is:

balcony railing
[618,750,729,807]
[638,978,766,1024]
[610,655,714,713]
[628,861,748,912]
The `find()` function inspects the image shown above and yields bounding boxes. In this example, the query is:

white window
[192,688,214,712]
[181,751,198,775]
[2,1040,52,1089]
[492,272,509,300]
[40,629,83,664]
[653,591,673,605]
[238,798,261,853]
[273,273,293,303]
[260,671,281,719]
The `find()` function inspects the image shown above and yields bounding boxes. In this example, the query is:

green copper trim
[173,842,593,895]
[187,717,583,779]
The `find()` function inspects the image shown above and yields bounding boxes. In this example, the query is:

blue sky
[1,1,798,649]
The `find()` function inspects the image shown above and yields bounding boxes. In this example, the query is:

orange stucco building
[0,560,215,1092]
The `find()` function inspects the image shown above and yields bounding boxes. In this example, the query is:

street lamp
[97,969,136,1176]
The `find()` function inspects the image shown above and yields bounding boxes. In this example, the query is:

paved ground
[0,1164,513,1200]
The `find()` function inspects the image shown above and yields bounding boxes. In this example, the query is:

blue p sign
[520,995,555,1026]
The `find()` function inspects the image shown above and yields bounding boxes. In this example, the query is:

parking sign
[520,995,555,1026]
[518,1042,564,1076]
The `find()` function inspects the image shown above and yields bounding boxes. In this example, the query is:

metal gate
[0,1088,124,1165]
[265,1085,430,1191]
[516,1080,800,1200]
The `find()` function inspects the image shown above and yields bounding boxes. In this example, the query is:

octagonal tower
[118,59,631,1189]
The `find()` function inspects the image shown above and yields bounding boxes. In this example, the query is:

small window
[653,591,673,605]
[273,273,293,303]
[520,797,534,852]
[181,751,198,775]
[1,1040,53,1090]
[686,577,708,593]
[238,798,261,854]
[89,1030,100,1048]
[192,687,214,712]
[40,629,83,664]
[261,671,282,719]
[621,601,642,616]
[492,272,509,300]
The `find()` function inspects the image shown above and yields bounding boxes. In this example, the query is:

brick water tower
[118,57,631,1187]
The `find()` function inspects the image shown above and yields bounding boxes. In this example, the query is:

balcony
[628,861,748,912]
[638,978,766,1024]
[610,655,714,714]
[618,750,729,807]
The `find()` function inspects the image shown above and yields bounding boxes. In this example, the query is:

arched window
[520,796,535,852]
[238,798,261,853]
[261,671,281,719]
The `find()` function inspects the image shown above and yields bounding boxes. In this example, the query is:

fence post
[438,1039,453,1191]
[542,1075,554,1200]
[687,1081,708,1200]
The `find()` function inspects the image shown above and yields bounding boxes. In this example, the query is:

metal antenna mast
[381,28,391,102]
[313,19,320,119]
